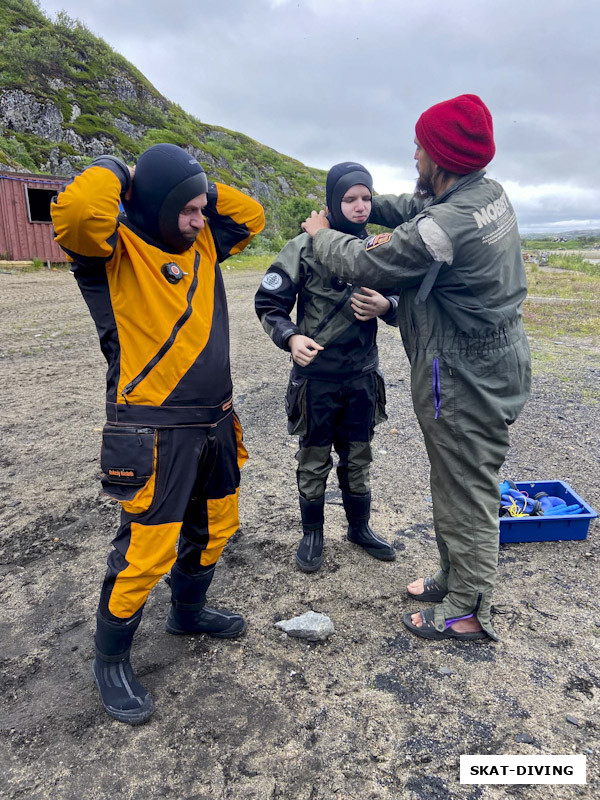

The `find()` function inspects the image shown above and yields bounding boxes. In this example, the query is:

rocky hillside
[0,0,326,246]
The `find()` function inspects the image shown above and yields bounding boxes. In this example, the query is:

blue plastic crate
[499,480,597,543]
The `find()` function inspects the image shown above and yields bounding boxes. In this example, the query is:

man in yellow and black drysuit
[52,143,264,724]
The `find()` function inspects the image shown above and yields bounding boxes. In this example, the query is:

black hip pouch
[100,425,156,486]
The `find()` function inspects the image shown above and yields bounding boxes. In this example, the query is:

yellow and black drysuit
[52,145,264,723]
[309,171,530,637]
[255,162,398,571]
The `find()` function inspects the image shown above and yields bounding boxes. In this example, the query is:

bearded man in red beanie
[302,94,531,642]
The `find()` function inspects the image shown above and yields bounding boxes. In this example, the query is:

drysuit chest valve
[161,262,185,284]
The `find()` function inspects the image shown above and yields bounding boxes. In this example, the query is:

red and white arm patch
[365,232,392,251]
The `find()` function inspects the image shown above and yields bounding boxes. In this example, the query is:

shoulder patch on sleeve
[261,272,283,291]
[365,232,392,250]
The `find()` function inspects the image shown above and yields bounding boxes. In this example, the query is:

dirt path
[0,269,598,800]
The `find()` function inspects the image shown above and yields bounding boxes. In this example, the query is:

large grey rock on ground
[275,611,335,641]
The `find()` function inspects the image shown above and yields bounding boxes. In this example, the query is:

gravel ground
[0,267,598,800]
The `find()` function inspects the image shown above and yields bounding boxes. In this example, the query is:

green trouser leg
[296,444,333,500]
[411,335,530,640]
[429,455,450,592]
[419,411,506,639]
[335,441,373,495]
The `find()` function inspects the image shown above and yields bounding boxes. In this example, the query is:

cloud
[39,0,600,230]
[500,180,600,230]
[367,164,415,197]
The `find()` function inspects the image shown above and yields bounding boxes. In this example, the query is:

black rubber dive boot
[296,494,324,573]
[166,562,246,639]
[92,611,154,725]
[343,490,396,561]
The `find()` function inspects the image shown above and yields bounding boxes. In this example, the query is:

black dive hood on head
[123,143,209,253]
[326,161,373,236]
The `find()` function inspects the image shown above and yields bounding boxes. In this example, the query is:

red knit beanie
[415,94,495,174]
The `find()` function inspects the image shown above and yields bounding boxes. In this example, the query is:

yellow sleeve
[208,183,265,258]
[51,166,123,261]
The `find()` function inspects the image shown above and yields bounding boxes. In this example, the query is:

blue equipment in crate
[498,480,598,544]
[500,481,583,518]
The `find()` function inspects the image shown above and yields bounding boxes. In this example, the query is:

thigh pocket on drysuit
[373,369,388,426]
[285,375,308,437]
[100,425,158,511]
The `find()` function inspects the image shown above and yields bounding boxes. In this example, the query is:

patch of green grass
[1,130,82,170]
[581,387,600,404]
[527,342,565,377]
[0,135,38,171]
[524,301,600,338]
[527,340,599,389]
[523,264,600,340]
[547,253,600,277]
[221,253,274,273]
[525,263,599,299]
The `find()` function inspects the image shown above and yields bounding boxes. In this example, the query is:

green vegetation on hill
[521,235,600,250]
[0,0,327,248]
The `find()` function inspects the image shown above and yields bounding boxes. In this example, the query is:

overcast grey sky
[41,0,599,232]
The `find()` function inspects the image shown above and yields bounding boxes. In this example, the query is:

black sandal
[406,576,447,603]
[403,607,488,641]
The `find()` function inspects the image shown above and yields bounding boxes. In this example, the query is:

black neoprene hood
[123,143,209,253]
[326,161,373,236]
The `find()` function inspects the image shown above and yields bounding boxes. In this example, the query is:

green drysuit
[254,233,397,499]
[311,170,531,639]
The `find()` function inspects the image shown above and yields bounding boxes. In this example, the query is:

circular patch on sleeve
[261,272,283,290]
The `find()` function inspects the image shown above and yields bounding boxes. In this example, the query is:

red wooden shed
[0,171,68,262]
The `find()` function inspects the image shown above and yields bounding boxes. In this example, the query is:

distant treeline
[521,236,600,251]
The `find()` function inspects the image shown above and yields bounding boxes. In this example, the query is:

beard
[179,229,199,247]
[415,166,436,198]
